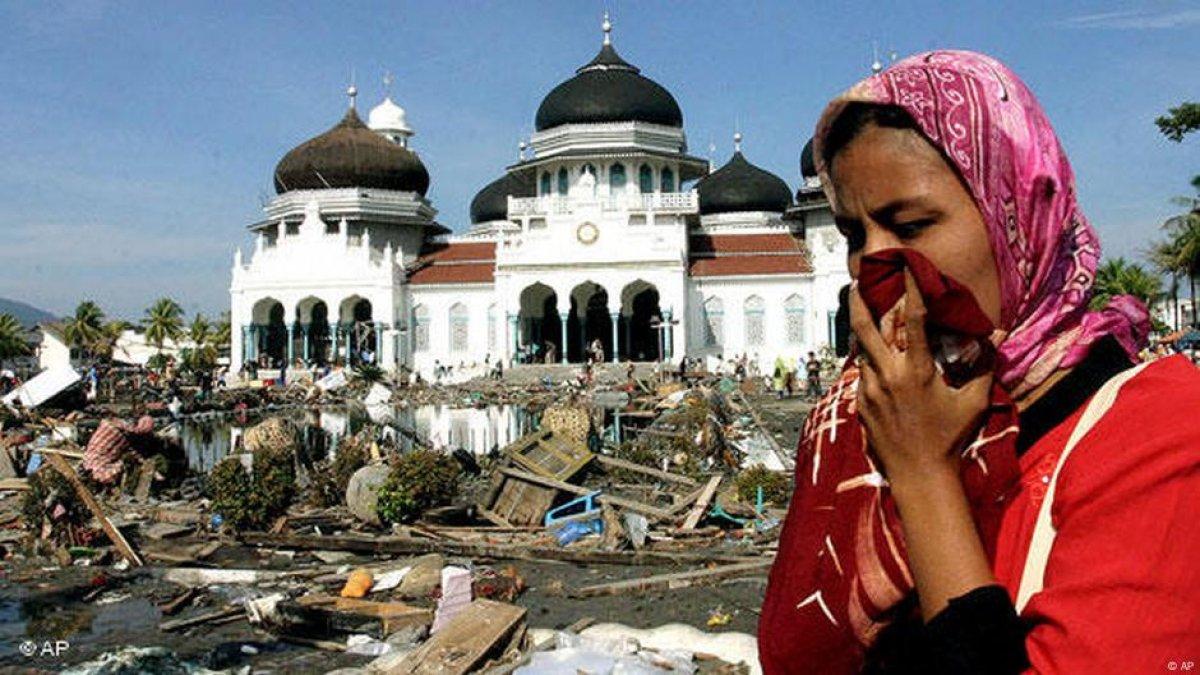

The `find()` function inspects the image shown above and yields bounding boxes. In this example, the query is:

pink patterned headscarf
[812,50,1150,396]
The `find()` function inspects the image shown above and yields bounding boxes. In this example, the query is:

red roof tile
[408,241,496,285]
[688,233,811,277]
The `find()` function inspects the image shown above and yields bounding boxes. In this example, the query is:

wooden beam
[387,599,525,675]
[497,468,674,520]
[569,560,773,598]
[44,451,143,567]
[679,475,722,531]
[595,455,698,487]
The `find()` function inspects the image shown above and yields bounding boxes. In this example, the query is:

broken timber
[387,599,526,675]
[43,451,143,567]
[497,467,674,521]
[238,532,757,566]
[569,560,773,598]
[679,475,722,531]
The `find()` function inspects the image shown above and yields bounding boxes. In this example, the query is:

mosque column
[374,322,384,360]
[328,325,338,364]
[241,326,251,365]
[664,309,674,360]
[610,312,619,363]
[248,325,258,361]
[286,324,295,363]
[301,324,310,362]
[507,314,518,356]
[558,312,569,364]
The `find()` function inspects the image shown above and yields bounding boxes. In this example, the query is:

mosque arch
[337,296,376,366]
[518,282,562,363]
[620,279,662,361]
[703,296,724,347]
[660,166,675,192]
[638,164,654,193]
[295,296,332,365]
[784,293,805,344]
[609,163,627,194]
[567,281,613,363]
[412,304,430,352]
[449,303,469,353]
[539,171,552,196]
[744,295,766,348]
[556,167,569,195]
[248,297,287,367]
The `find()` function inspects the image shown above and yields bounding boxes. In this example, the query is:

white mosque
[229,17,851,377]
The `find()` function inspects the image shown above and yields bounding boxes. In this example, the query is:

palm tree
[188,314,211,346]
[1163,209,1200,327]
[63,301,106,360]
[143,297,184,355]
[1148,239,1184,330]
[211,313,232,350]
[0,314,31,365]
[1091,258,1163,312]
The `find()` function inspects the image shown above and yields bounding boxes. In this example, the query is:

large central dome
[534,31,683,132]
[274,107,429,195]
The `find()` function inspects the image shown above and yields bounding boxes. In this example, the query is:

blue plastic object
[553,519,603,546]
[544,491,602,528]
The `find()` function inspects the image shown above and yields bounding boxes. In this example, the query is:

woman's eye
[892,218,934,239]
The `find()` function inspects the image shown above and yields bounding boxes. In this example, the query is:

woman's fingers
[902,269,933,372]
[849,284,891,370]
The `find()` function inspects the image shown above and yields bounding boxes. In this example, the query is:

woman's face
[829,124,1002,326]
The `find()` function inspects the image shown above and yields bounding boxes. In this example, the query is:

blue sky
[0,0,1196,319]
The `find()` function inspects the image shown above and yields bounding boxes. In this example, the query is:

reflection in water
[173,404,541,472]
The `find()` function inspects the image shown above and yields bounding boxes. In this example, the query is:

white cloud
[1060,8,1200,29]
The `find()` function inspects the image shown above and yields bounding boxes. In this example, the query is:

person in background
[804,351,822,399]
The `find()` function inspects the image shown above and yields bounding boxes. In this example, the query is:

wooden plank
[386,599,525,675]
[238,532,761,567]
[0,478,29,491]
[679,476,722,531]
[44,452,143,567]
[595,455,698,486]
[289,594,432,637]
[476,507,515,529]
[497,468,674,521]
[568,560,773,598]
[159,606,242,632]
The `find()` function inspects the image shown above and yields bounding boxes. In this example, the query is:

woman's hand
[850,269,992,488]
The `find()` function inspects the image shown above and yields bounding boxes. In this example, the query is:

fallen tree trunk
[237,532,762,567]
[568,559,773,598]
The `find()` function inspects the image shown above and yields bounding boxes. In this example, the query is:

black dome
[470,172,534,224]
[274,108,430,195]
[535,44,683,131]
[697,152,793,215]
[800,138,817,178]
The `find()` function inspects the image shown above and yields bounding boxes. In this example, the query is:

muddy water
[171,403,542,472]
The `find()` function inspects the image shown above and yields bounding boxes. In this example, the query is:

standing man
[804,351,822,400]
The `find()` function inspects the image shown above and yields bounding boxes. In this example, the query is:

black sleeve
[919,584,1030,675]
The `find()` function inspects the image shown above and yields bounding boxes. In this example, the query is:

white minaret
[368,72,414,147]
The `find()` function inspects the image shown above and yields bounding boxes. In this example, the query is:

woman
[760,51,1200,673]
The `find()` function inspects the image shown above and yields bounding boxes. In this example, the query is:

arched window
[785,294,805,344]
[413,305,429,351]
[487,304,497,351]
[449,303,469,352]
[580,163,597,196]
[744,296,765,347]
[609,163,627,193]
[703,296,724,347]
[539,172,551,196]
[660,167,675,192]
[638,164,654,193]
[556,167,569,195]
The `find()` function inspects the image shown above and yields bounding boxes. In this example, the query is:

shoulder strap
[1014,360,1150,613]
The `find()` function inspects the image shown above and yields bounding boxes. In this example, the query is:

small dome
[368,97,411,134]
[800,138,817,179]
[697,152,793,215]
[535,43,683,132]
[470,172,535,224]
[274,108,429,195]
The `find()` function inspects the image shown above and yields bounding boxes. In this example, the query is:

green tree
[143,297,184,356]
[1091,258,1163,312]
[0,314,31,365]
[1156,102,1200,143]
[63,301,106,360]
[1148,239,1184,329]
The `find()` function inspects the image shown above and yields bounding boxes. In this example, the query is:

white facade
[229,26,850,378]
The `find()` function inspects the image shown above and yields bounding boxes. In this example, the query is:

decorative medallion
[576,221,599,245]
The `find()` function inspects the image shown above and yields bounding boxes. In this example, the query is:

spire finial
[383,71,394,98]
[602,11,612,45]
[518,140,527,161]
[733,131,743,153]
[870,42,883,74]
[347,69,358,109]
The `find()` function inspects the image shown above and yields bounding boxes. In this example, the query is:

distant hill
[0,298,59,328]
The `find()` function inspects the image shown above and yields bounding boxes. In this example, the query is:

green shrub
[735,464,791,507]
[376,450,460,525]
[208,443,296,530]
